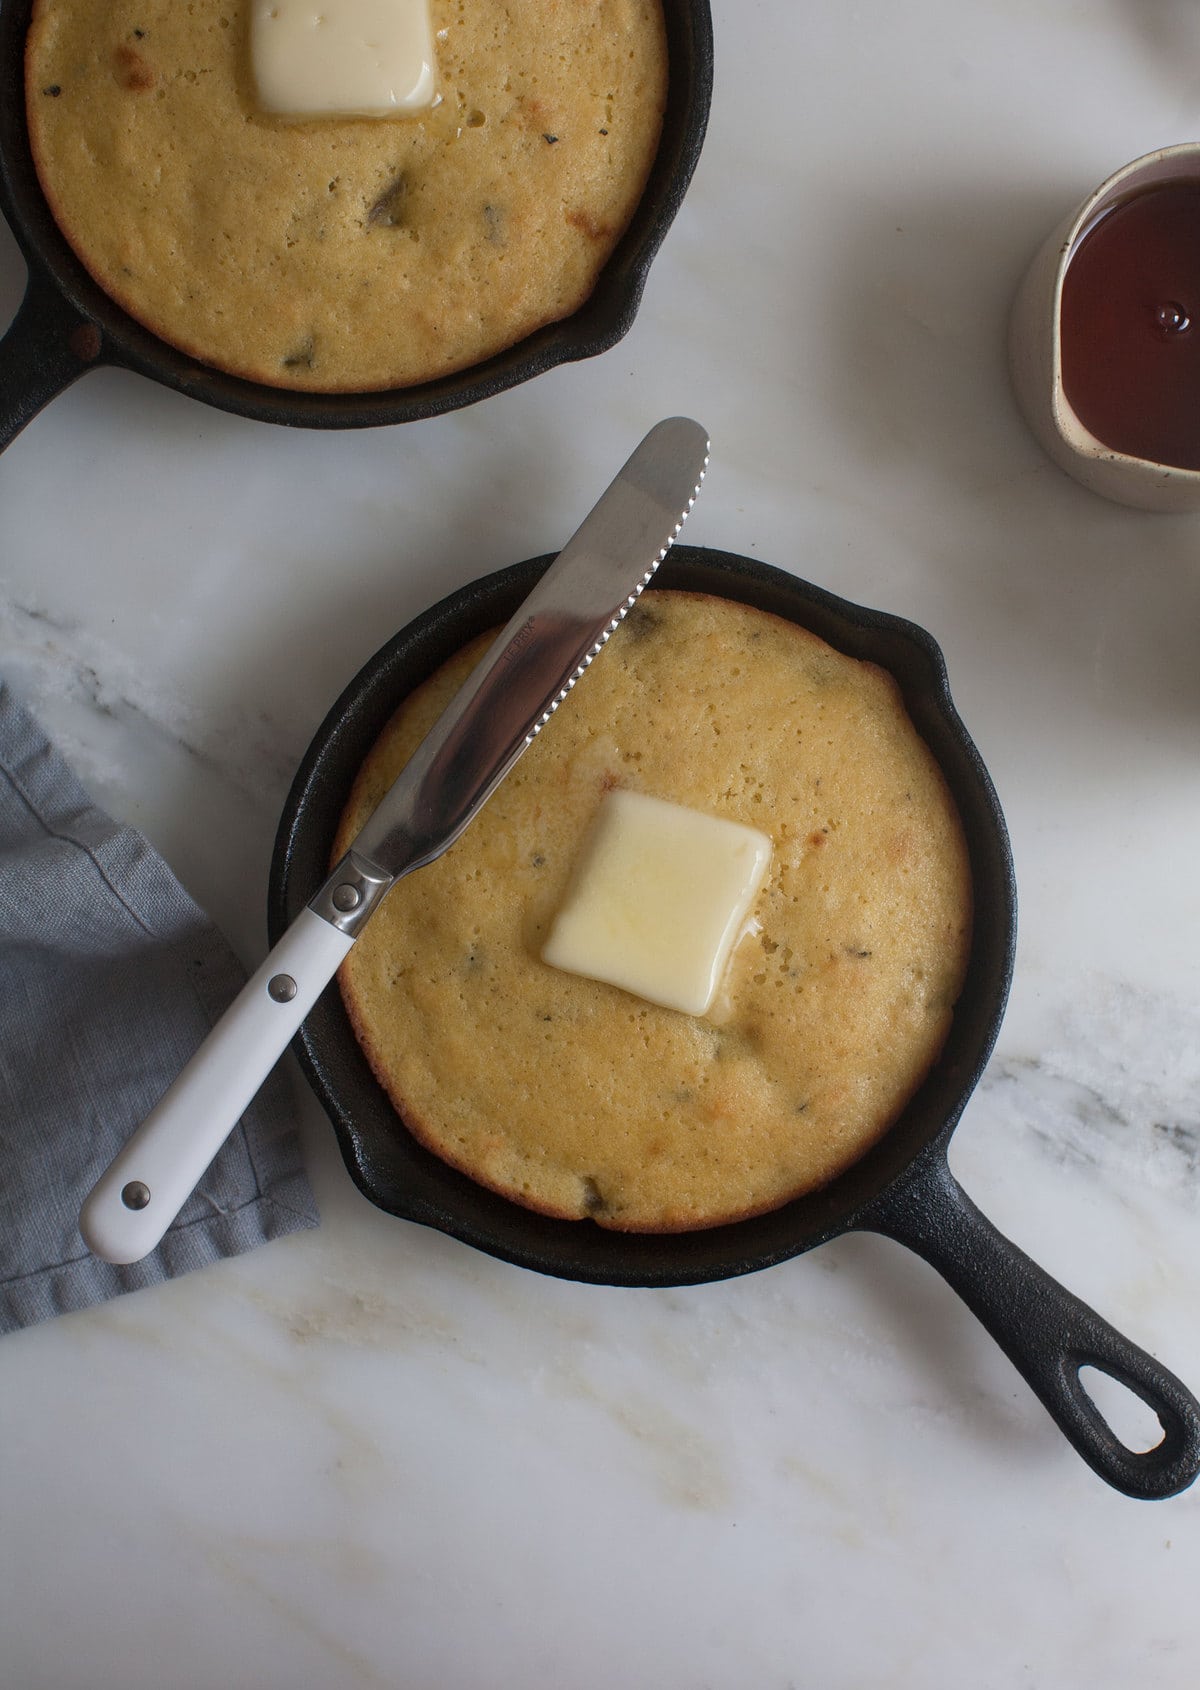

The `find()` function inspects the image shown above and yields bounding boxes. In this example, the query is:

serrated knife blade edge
[323,417,709,918]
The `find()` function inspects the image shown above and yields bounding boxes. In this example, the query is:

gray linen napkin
[0,680,318,1333]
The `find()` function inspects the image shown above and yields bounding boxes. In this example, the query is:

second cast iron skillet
[270,545,1200,1501]
[0,0,712,450]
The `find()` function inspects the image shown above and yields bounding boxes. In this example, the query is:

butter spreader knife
[81,417,710,1264]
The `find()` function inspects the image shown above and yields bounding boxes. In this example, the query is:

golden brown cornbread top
[333,591,974,1233]
[25,0,667,390]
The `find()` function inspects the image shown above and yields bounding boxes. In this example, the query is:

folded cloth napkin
[0,681,318,1333]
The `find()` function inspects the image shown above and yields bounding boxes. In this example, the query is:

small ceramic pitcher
[1009,143,1200,511]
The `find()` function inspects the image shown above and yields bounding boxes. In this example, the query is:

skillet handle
[857,1150,1200,1499]
[0,267,101,451]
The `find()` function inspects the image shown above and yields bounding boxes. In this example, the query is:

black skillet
[270,546,1200,1501]
[0,0,712,451]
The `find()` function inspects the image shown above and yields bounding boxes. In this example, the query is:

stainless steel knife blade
[343,414,709,892]
[80,417,709,1264]
[316,414,710,933]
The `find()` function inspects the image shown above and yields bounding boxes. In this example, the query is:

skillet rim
[0,0,713,428]
[268,545,1018,1288]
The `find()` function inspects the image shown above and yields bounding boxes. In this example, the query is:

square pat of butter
[252,0,437,118]
[542,790,772,1017]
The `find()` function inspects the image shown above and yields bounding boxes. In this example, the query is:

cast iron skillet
[0,0,712,451]
[270,546,1200,1501]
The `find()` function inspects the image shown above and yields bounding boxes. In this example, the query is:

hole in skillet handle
[1078,1365,1166,1453]
[858,1149,1200,1500]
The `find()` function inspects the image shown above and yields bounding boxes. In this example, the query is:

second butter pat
[252,0,436,117]
[541,789,773,1017]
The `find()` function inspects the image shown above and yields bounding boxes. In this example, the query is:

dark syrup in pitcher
[1060,178,1200,470]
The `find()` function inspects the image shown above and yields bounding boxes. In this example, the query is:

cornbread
[24,0,668,391]
[333,592,974,1232]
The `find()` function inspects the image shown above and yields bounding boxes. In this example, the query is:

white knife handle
[80,908,354,1265]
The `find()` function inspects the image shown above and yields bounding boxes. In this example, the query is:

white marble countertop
[3,2,1200,1685]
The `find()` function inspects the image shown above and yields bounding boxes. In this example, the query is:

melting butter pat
[252,0,436,118]
[542,790,773,1017]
